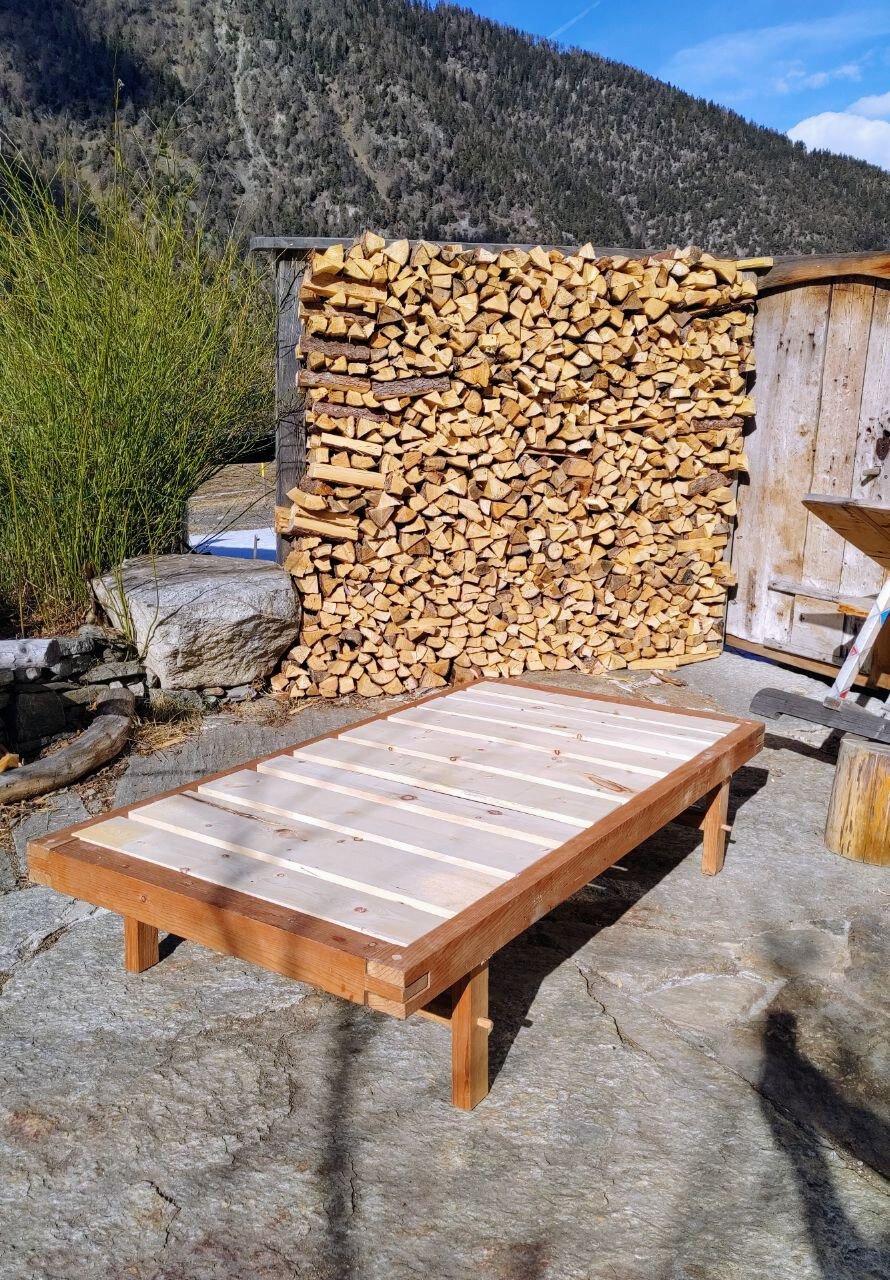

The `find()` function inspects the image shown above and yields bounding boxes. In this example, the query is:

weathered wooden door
[728,279,890,670]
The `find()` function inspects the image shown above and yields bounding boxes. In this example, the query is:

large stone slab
[92,555,300,690]
[1,656,888,1280]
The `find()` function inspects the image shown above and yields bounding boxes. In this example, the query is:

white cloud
[662,10,890,102]
[849,88,890,117]
[775,61,862,94]
[788,111,890,168]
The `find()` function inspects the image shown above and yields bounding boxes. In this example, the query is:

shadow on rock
[317,1004,380,1280]
[489,765,768,1087]
[759,1007,890,1279]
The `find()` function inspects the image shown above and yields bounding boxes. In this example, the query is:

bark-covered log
[0,689,134,804]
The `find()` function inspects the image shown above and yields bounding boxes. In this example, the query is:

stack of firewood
[273,234,764,699]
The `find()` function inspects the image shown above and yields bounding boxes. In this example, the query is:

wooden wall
[727,277,890,677]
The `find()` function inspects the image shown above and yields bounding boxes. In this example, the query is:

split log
[275,235,758,700]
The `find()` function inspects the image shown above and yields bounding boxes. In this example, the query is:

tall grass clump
[0,154,274,633]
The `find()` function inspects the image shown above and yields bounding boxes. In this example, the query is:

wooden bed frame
[28,679,762,1110]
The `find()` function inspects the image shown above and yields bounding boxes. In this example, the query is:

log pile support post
[274,251,307,563]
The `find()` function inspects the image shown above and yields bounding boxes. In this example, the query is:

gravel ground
[1,653,887,1280]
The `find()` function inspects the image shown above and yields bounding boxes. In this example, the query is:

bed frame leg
[701,780,731,876]
[124,917,159,973]
[450,961,490,1110]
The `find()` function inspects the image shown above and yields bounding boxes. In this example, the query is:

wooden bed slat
[446,690,721,757]
[197,769,524,878]
[77,817,441,946]
[286,740,594,827]
[392,707,668,781]
[343,721,636,806]
[127,795,503,918]
[465,683,730,737]
[252,755,567,846]
[414,697,704,762]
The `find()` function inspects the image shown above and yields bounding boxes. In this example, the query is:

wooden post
[124,917,159,973]
[825,735,890,865]
[450,961,489,1110]
[274,251,305,563]
[701,779,731,875]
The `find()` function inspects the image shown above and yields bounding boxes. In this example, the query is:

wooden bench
[28,679,762,1109]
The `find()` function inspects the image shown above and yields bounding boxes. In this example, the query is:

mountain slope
[2,0,889,254]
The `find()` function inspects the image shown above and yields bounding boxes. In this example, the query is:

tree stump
[825,735,890,866]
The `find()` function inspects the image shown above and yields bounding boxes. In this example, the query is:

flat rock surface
[1,653,888,1279]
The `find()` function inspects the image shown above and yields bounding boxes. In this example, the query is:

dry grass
[132,698,205,755]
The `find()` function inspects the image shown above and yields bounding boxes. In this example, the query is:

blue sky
[448,2,890,169]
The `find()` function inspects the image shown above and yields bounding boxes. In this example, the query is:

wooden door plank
[842,285,890,594]
[345,719,641,803]
[727,286,792,642]
[197,769,532,878]
[395,706,670,779]
[250,756,567,846]
[286,740,596,827]
[799,284,873,587]
[790,284,874,659]
[77,817,442,946]
[128,795,503,918]
[729,285,832,646]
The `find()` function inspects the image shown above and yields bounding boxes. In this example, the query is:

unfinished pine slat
[419,696,707,763]
[453,684,726,742]
[79,816,441,946]
[197,769,532,877]
[469,681,730,734]
[252,754,568,845]
[444,699,719,761]
[129,795,501,917]
[293,735,619,827]
[280,740,591,827]
[343,720,638,803]
[396,706,669,780]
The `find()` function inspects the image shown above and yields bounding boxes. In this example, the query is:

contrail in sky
[549,1,601,41]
